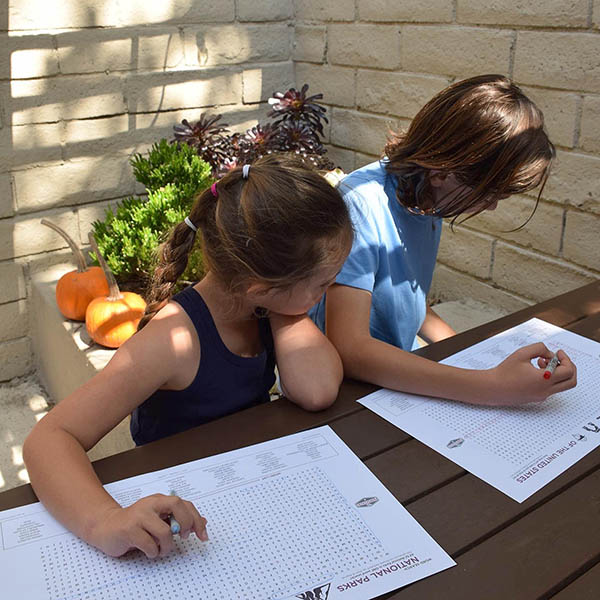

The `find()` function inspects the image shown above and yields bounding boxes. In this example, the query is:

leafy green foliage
[91,141,212,291]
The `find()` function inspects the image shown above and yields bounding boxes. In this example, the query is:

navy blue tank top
[130,286,276,445]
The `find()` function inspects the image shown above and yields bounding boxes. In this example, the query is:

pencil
[168,490,181,535]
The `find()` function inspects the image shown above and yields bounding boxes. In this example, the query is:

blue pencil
[168,490,181,535]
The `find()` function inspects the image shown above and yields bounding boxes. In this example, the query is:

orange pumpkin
[41,219,109,321]
[85,233,146,348]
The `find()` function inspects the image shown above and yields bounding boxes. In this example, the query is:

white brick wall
[2,2,600,379]
[295,2,600,314]
[0,2,295,380]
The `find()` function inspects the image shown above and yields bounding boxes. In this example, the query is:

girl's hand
[88,494,208,558]
[486,343,577,406]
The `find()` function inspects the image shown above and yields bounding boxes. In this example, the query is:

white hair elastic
[184,216,198,232]
[242,164,251,179]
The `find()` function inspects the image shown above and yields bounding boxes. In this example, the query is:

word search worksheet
[359,318,600,502]
[0,426,454,600]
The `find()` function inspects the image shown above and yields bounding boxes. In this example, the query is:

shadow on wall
[4,1,293,268]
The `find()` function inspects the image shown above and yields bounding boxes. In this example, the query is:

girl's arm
[23,305,208,557]
[418,305,457,344]
[325,284,577,406]
[269,312,343,411]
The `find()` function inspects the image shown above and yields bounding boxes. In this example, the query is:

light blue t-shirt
[311,160,442,351]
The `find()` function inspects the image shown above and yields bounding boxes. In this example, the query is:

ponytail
[139,154,352,328]
[137,187,214,329]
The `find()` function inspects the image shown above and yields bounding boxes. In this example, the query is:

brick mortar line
[558,209,567,257]
[320,22,597,33]
[459,223,598,273]
[573,94,584,148]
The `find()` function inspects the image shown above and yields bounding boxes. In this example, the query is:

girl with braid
[24,155,353,559]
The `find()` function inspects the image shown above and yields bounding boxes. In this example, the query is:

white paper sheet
[0,426,454,599]
[359,318,600,502]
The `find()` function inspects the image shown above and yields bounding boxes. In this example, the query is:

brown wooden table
[2,281,599,599]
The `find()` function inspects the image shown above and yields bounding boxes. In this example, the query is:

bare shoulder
[126,299,199,366]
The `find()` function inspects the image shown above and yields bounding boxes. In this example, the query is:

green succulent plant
[91,140,212,292]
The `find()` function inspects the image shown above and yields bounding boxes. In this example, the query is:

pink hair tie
[210,182,218,198]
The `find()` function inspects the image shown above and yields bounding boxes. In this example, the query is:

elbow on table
[288,380,340,412]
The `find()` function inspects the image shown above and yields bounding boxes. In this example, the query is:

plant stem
[41,219,87,273]
[88,232,121,300]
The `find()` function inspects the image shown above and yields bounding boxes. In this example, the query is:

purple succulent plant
[172,84,333,176]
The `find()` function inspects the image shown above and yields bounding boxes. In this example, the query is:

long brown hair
[384,74,555,222]
[138,154,353,328]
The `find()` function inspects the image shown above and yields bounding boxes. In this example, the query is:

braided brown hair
[138,154,353,329]
[384,74,555,223]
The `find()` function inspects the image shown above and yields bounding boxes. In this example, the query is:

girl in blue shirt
[313,74,577,406]
[24,155,353,559]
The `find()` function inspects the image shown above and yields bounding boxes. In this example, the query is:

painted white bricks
[543,150,600,212]
[331,108,399,156]
[514,32,600,92]
[402,26,513,77]
[493,243,595,301]
[0,300,29,343]
[0,262,26,305]
[242,63,295,103]
[295,64,355,107]
[77,199,123,245]
[0,209,81,261]
[431,264,531,313]
[521,86,579,148]
[238,0,292,22]
[11,123,63,169]
[563,211,600,271]
[9,0,120,30]
[329,25,401,70]
[6,36,60,79]
[457,0,589,27]
[58,30,186,74]
[580,96,600,153]
[62,116,131,159]
[117,1,236,26]
[466,196,565,256]
[293,26,326,63]
[356,71,450,118]
[13,155,135,214]
[294,0,355,22]
[323,145,356,174]
[184,25,290,67]
[126,69,243,112]
[0,173,14,219]
[10,75,127,125]
[437,224,494,280]
[358,0,453,23]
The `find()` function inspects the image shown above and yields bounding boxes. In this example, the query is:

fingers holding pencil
[544,349,577,392]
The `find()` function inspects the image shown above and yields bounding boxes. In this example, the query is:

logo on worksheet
[447,438,464,449]
[293,582,331,599]
[355,497,379,508]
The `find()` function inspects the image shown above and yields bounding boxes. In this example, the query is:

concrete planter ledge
[31,264,115,401]
[31,264,134,458]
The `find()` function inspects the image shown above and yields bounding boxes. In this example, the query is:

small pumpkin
[41,219,109,321]
[85,233,146,349]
